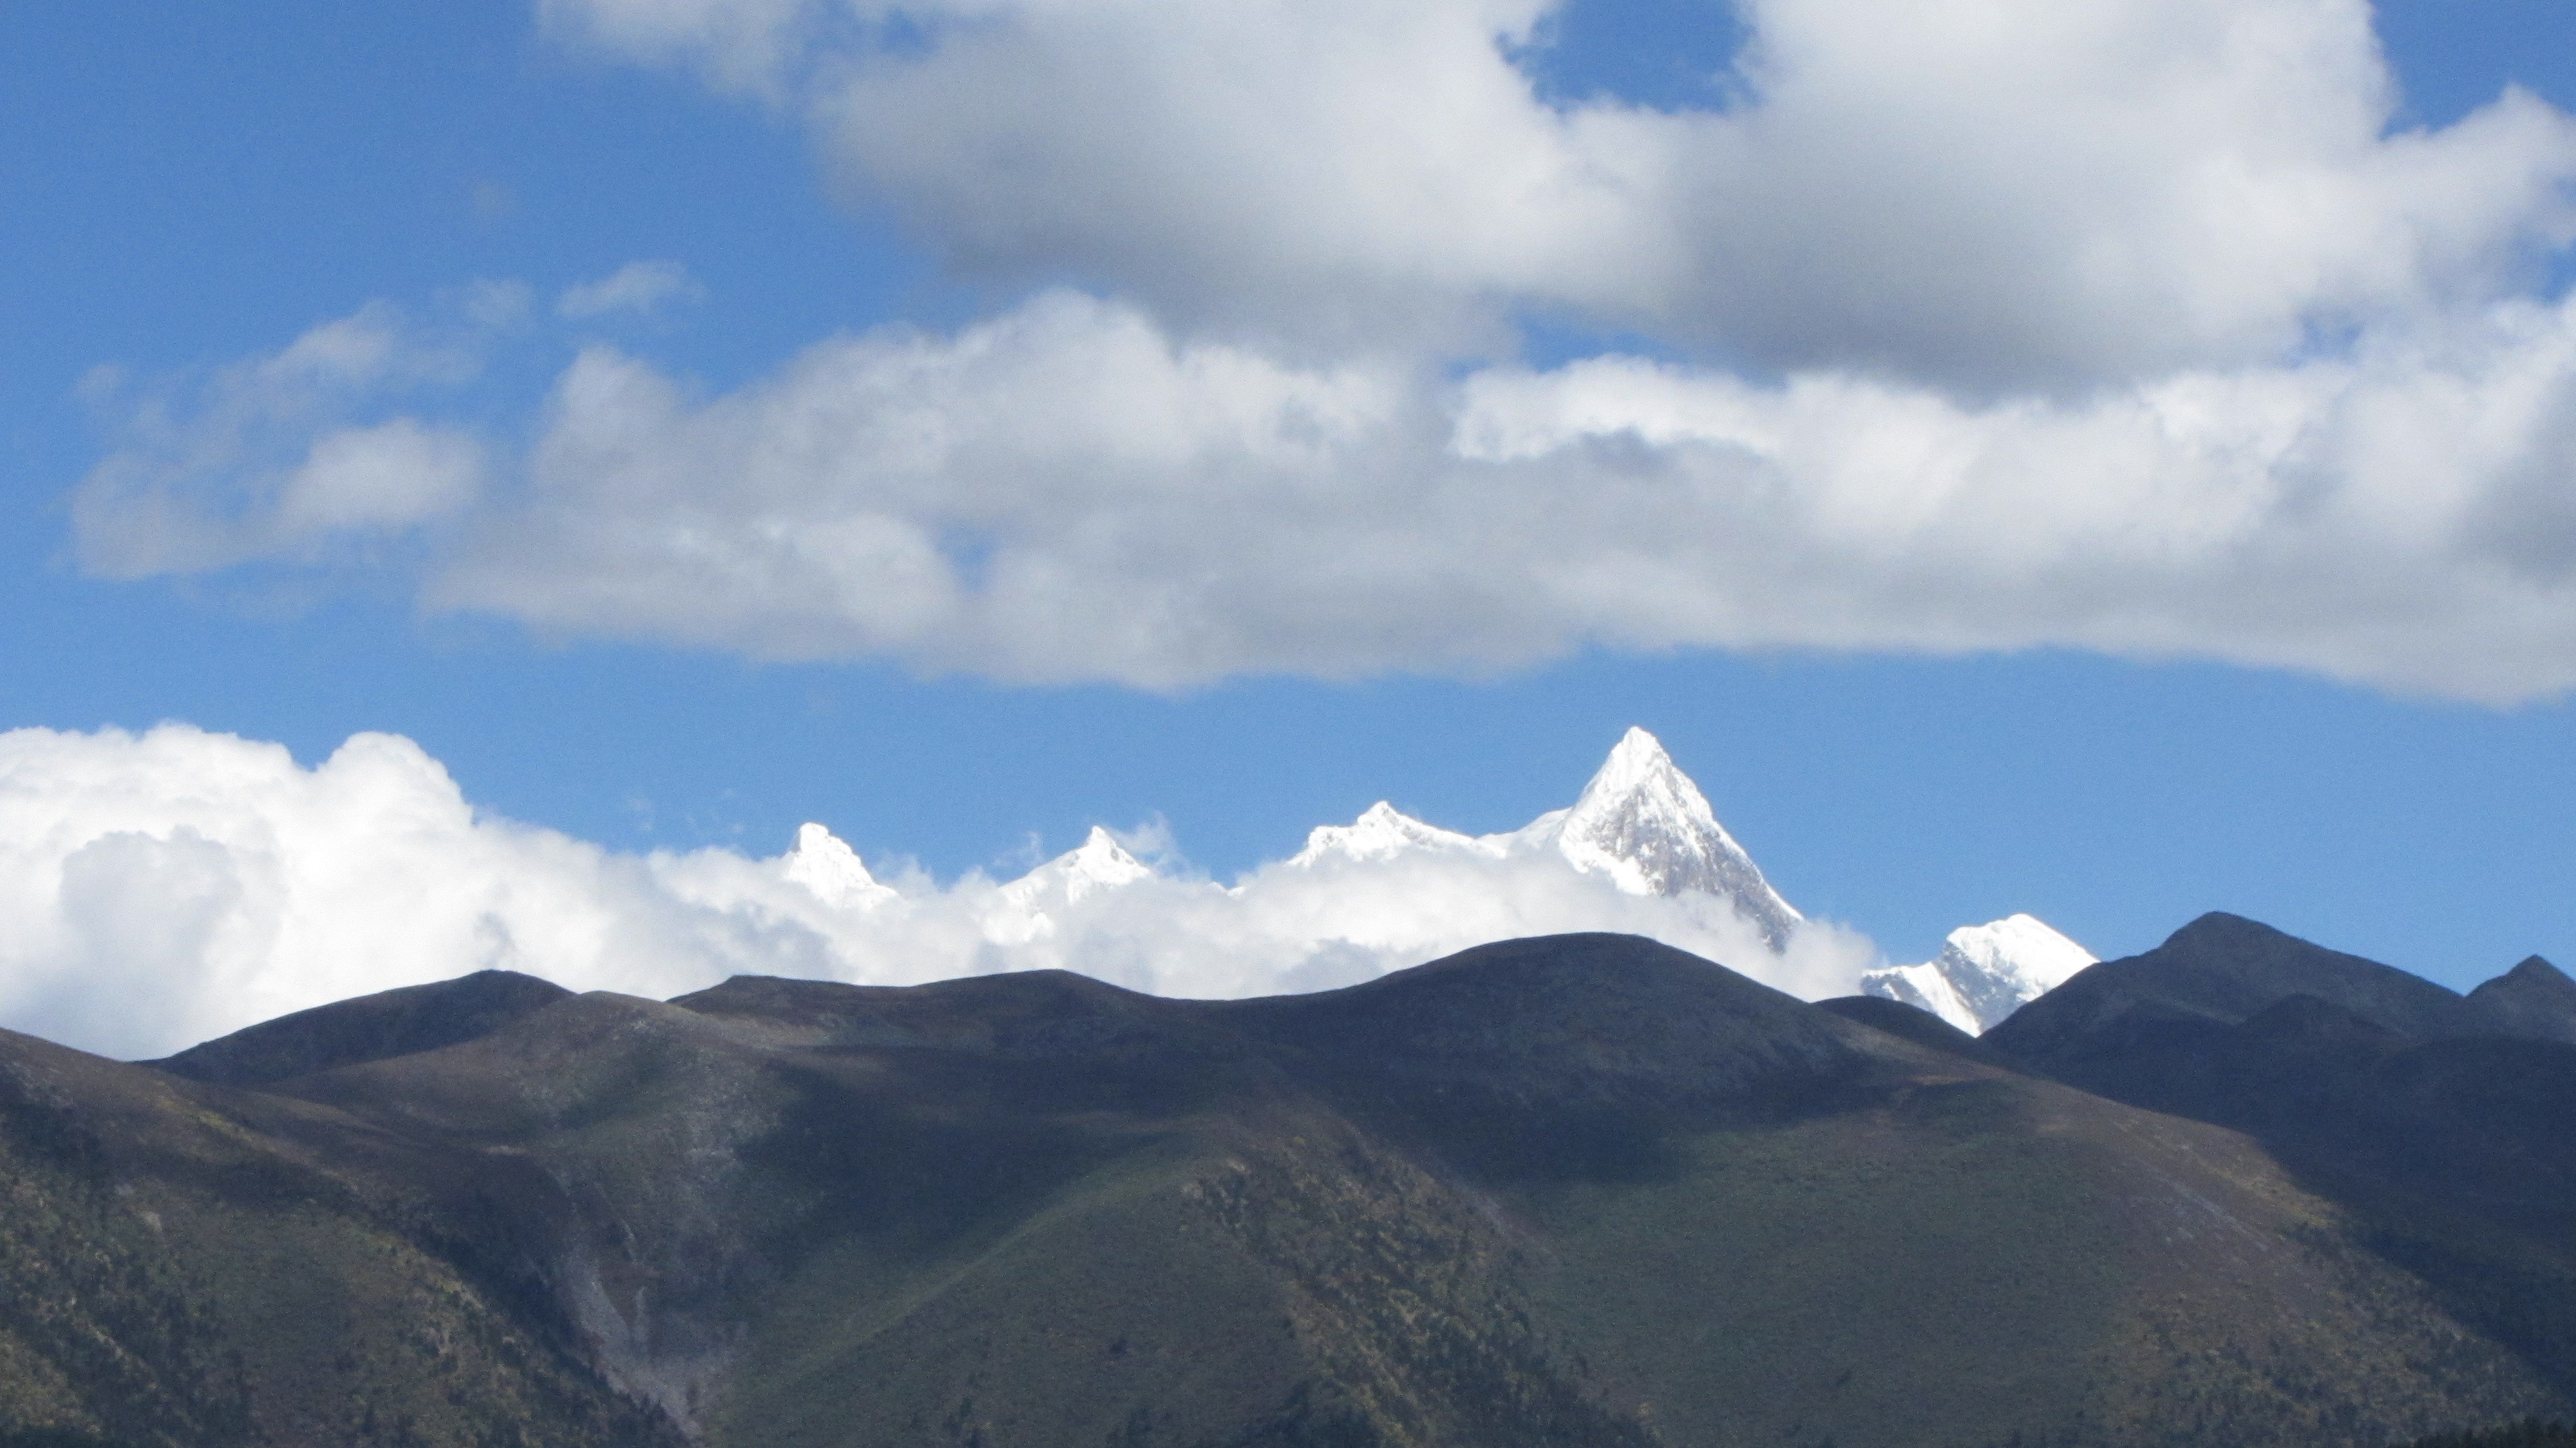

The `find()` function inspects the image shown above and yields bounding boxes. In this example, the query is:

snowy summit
[1290,727,1803,951]
[1524,727,1803,949]
[1862,914,2097,1034]
[782,823,898,910]
[785,727,1810,965]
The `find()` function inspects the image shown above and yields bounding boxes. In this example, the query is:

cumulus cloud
[0,725,1866,1060]
[61,0,2576,701]
[541,0,2576,379]
[66,280,2576,699]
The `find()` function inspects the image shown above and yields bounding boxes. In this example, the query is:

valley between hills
[1,914,2572,1447]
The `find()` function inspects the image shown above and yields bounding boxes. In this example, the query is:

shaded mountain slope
[1814,993,2002,1062]
[146,970,570,1087]
[1984,917,2576,1224]
[1987,920,2576,1414]
[3,929,2573,1445]
[0,1024,680,1448]
[2467,957,2576,1044]
[1987,913,2483,1066]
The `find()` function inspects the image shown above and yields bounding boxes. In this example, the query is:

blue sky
[5,0,2575,1009]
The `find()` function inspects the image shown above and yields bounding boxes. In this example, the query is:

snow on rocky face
[1003,826,1154,905]
[1291,727,1803,950]
[784,728,1804,951]
[782,823,898,909]
[1519,727,1801,949]
[1291,801,1489,866]
[1862,914,2096,1034]
[766,728,1823,994]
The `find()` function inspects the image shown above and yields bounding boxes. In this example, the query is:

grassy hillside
[0,1029,679,1448]
[2,929,2572,1446]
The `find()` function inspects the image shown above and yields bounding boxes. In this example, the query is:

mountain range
[775,724,2065,1017]
[0,724,2094,1064]
[2,913,2572,1447]
[783,725,1806,955]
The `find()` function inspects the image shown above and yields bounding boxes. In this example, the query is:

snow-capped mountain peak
[945,727,1807,970]
[1526,727,1802,948]
[1862,913,2096,1034]
[1293,801,1488,867]
[782,823,898,910]
[1005,825,1155,905]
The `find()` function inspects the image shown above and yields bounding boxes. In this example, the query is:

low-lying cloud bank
[0,724,1869,1060]
[64,0,2576,703]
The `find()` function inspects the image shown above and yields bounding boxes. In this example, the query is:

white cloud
[64,284,2576,700]
[557,261,705,320]
[417,282,2576,700]
[58,0,2576,701]
[0,724,1868,1059]
[71,289,516,577]
[542,0,2575,379]
[275,420,486,534]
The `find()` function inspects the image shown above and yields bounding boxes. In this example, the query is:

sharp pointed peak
[1571,727,1705,814]
[999,825,1154,905]
[1611,724,1670,760]
[1067,826,1150,875]
[784,823,895,908]
[1595,725,1680,777]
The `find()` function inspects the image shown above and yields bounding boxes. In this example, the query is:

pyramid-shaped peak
[1545,729,1801,946]
[1063,826,1153,894]
[1000,826,1155,908]
[1072,825,1149,872]
[2465,953,2576,1043]
[1611,724,1669,761]
[1564,727,1727,846]
[2504,954,2571,984]
[1580,728,1694,803]
[784,823,896,909]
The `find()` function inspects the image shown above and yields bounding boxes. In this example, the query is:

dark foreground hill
[2,928,2573,1447]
